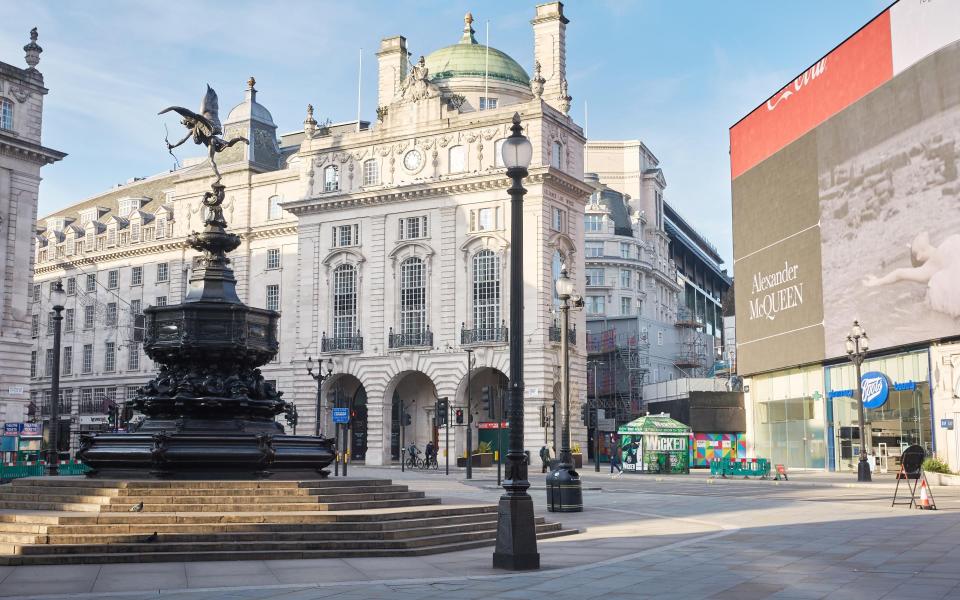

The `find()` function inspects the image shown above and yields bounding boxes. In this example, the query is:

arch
[384,370,439,461]
[453,366,509,460]
[319,373,368,460]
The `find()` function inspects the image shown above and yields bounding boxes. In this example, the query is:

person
[610,451,623,478]
[407,443,419,467]
[863,231,960,318]
[425,440,435,466]
[540,445,551,473]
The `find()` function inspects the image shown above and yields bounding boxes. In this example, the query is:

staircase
[0,478,575,565]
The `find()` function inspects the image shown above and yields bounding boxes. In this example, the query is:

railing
[460,322,509,345]
[389,327,433,349]
[548,322,577,345]
[0,461,91,480]
[321,331,363,353]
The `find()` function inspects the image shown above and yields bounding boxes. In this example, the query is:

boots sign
[860,372,890,409]
[749,261,804,322]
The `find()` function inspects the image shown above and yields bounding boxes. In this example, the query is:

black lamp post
[492,113,539,571]
[845,320,871,482]
[306,356,334,437]
[46,280,66,476]
[465,348,474,480]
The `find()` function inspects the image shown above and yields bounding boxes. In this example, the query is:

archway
[323,374,367,461]
[387,371,438,461]
[457,367,509,462]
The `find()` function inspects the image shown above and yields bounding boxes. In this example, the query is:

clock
[403,149,423,172]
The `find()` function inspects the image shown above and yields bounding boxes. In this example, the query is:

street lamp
[493,113,539,571]
[46,280,66,476]
[306,356,334,437]
[588,359,605,472]
[845,320,871,482]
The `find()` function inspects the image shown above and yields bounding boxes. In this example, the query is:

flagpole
[484,21,489,109]
[357,48,363,132]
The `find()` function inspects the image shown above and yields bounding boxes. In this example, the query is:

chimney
[377,36,408,109]
[531,2,568,112]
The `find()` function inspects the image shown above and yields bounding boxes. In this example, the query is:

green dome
[424,14,530,87]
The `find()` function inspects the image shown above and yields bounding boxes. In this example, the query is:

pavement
[1,465,959,600]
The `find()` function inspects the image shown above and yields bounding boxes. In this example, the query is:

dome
[424,13,530,87]
[225,77,275,126]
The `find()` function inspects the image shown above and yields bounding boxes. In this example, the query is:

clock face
[403,150,423,172]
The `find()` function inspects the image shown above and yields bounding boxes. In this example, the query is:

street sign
[3,423,22,436]
[6,386,25,395]
[598,418,616,432]
[21,423,42,437]
[332,408,350,424]
[941,419,955,430]
[80,415,109,426]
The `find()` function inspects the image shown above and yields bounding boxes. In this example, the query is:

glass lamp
[555,266,576,301]
[501,114,533,169]
[49,280,66,310]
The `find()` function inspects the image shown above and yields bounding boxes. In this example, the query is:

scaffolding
[586,328,649,423]
[674,306,706,377]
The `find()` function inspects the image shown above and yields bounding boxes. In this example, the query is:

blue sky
[3,0,890,267]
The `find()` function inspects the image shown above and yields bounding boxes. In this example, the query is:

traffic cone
[919,479,935,510]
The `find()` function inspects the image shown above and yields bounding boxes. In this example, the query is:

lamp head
[845,336,854,356]
[554,264,576,300]
[501,113,532,170]
[860,333,870,352]
[850,320,863,339]
[325,358,334,375]
[49,280,66,310]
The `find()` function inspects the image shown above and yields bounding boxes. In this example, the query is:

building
[29,3,592,465]
[731,0,960,472]
[0,29,65,425]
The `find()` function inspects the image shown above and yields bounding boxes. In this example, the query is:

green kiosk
[618,414,691,474]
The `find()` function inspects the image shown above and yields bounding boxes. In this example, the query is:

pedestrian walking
[540,445,551,473]
[610,449,623,478]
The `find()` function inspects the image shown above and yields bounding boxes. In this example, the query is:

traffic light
[402,413,411,427]
[540,405,549,428]
[581,403,588,426]
[435,397,449,427]
[482,386,493,419]
[455,408,464,424]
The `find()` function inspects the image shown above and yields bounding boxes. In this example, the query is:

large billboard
[731,0,960,375]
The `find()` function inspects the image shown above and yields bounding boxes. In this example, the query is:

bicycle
[421,453,438,470]
[406,447,422,469]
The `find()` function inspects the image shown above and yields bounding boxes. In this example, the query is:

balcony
[389,327,433,349]
[548,322,577,345]
[321,331,364,353]
[461,322,509,346]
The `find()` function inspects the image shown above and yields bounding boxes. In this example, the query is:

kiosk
[617,414,691,474]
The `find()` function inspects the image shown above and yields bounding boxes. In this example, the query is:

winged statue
[159,85,248,185]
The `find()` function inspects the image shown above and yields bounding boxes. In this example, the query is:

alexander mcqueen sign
[749,261,804,321]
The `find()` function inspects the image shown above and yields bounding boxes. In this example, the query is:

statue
[398,56,438,102]
[159,85,248,186]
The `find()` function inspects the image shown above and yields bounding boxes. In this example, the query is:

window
[119,231,129,246]
[586,296,605,315]
[56,244,65,258]
[118,198,139,217]
[131,299,141,315]
[106,227,116,247]
[469,207,498,232]
[399,257,426,335]
[84,305,95,329]
[333,224,360,248]
[131,266,143,286]
[620,242,632,259]
[621,297,632,315]
[31,314,39,337]
[267,248,281,270]
[333,264,358,339]
[266,284,280,311]
[74,241,84,255]
[156,262,169,283]
[131,222,141,242]
[494,139,506,168]
[472,250,500,332]
[63,346,73,376]
[585,268,605,287]
[104,342,116,372]
[127,346,140,370]
[86,274,96,293]
[0,98,12,130]
[30,351,37,378]
[551,141,563,170]
[479,97,498,110]
[143,226,155,241]
[95,236,105,251]
[84,231,94,252]
[155,296,167,307]
[46,313,55,335]
[584,214,603,232]
[106,303,118,326]
[551,251,564,309]
[448,146,465,173]
[108,270,119,289]
[32,284,41,303]
[657,330,664,346]
[620,269,631,288]
[585,242,604,257]
[66,277,76,295]
[552,208,565,232]
[362,159,379,186]
[398,215,428,240]
[65,309,75,333]
[268,196,283,220]
[323,166,339,192]
[155,217,167,239]
[45,349,54,375]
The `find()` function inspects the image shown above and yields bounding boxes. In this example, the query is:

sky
[2,0,891,268]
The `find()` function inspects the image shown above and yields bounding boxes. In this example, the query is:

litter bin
[546,465,582,512]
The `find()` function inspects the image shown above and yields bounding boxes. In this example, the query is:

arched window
[333,264,358,338]
[0,98,12,131]
[449,145,465,173]
[268,196,283,220]
[551,141,563,170]
[323,165,339,192]
[473,250,500,334]
[362,159,379,186]
[551,251,564,310]
[494,139,506,168]
[399,257,426,335]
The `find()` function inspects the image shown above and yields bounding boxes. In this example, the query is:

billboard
[731,0,960,375]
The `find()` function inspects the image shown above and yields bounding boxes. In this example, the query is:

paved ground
[2,465,959,600]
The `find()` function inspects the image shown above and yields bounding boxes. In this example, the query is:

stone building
[29,3,591,465]
[0,28,65,424]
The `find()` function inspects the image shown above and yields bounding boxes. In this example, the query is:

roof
[425,13,529,87]
[618,414,691,435]
[225,78,275,127]
[37,170,176,230]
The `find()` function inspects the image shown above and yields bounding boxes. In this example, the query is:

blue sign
[942,419,955,430]
[2,423,22,437]
[860,372,890,409]
[332,408,350,424]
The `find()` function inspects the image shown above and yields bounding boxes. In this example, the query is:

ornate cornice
[0,135,66,166]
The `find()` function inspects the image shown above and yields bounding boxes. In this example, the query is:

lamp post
[465,348,474,480]
[589,360,605,472]
[845,321,871,482]
[306,356,334,437]
[492,113,539,571]
[46,280,66,477]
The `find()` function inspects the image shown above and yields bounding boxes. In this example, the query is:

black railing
[388,327,433,349]
[460,321,509,345]
[321,330,363,353]
[548,322,577,345]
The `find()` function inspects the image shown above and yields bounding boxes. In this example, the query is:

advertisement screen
[731,0,960,375]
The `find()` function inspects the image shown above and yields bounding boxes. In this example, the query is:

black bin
[546,466,582,512]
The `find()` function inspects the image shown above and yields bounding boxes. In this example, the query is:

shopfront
[826,349,931,474]
[747,366,828,470]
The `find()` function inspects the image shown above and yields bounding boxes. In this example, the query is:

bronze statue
[159,85,247,185]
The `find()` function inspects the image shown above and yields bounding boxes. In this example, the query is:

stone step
[100,490,425,506]
[98,496,442,513]
[0,501,103,512]
[0,528,579,565]
[0,493,114,505]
